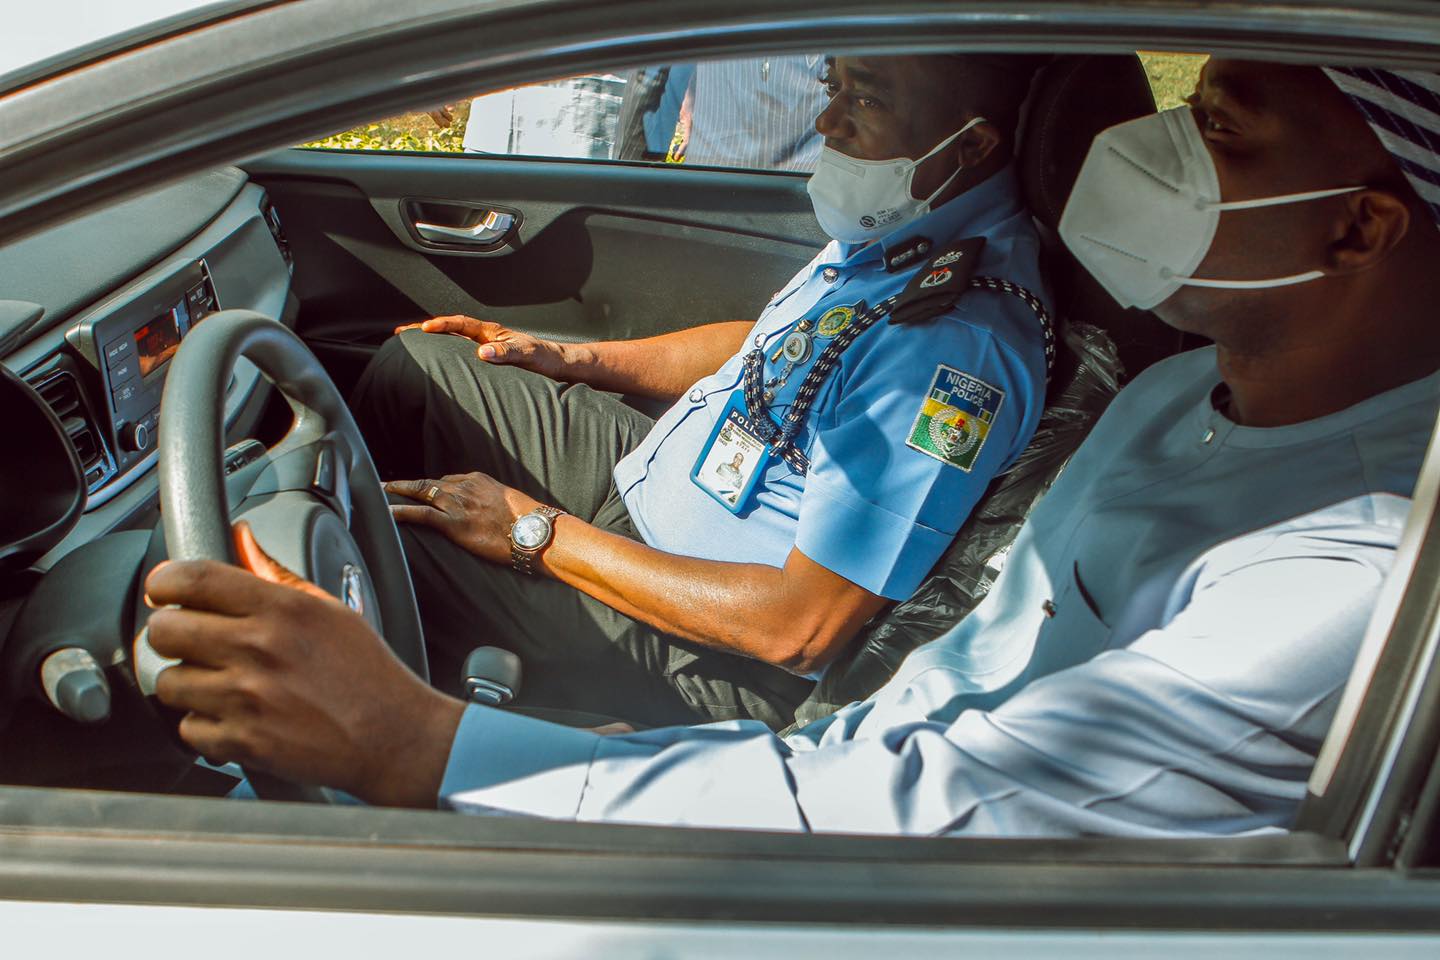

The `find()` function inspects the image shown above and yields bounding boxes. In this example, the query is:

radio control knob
[121,421,150,453]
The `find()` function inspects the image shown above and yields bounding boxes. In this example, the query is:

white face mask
[1058,106,1364,310]
[807,116,988,244]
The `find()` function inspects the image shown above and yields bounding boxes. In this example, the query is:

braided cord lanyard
[742,277,1055,475]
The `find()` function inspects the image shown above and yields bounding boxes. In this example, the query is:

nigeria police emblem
[906,365,1006,472]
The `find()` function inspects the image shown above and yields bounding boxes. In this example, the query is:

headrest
[1016,55,1188,381]
[1019,54,1158,230]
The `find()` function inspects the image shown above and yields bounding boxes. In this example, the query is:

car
[3,0,1440,954]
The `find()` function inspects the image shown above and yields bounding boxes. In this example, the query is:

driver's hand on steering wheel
[393,315,575,381]
[142,522,465,808]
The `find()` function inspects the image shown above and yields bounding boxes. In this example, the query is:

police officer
[350,54,1051,729]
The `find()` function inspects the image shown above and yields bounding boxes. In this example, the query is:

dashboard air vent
[30,370,114,492]
[36,371,80,418]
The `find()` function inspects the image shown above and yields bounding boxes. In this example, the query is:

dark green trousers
[350,331,813,729]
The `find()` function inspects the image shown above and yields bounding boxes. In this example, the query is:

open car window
[302,58,832,171]
[300,54,1205,169]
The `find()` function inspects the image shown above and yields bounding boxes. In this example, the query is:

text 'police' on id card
[691,392,771,513]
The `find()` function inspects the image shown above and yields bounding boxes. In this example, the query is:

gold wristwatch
[509,505,565,575]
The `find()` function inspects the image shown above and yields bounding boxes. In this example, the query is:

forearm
[539,517,851,673]
[560,321,751,400]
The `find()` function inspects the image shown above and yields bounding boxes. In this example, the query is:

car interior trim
[1,816,1433,930]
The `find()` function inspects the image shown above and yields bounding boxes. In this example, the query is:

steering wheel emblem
[339,563,365,615]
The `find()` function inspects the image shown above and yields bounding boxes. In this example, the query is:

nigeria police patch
[906,365,1005,472]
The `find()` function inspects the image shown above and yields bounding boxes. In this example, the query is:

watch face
[512,513,551,550]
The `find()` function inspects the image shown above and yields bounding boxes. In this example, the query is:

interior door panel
[242,150,828,394]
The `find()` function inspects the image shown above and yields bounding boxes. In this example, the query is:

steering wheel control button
[132,625,182,698]
[40,647,112,724]
[120,420,150,453]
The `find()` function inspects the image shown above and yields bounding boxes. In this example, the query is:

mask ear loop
[1203,184,1365,211]
[1167,269,1329,289]
[917,115,990,206]
[1172,185,1367,288]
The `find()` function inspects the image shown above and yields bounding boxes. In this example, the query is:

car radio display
[133,308,182,377]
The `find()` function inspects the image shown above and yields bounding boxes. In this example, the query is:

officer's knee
[360,331,471,401]
[377,329,465,376]
[354,334,416,409]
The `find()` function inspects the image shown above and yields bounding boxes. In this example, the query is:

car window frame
[3,0,1440,929]
[0,0,288,97]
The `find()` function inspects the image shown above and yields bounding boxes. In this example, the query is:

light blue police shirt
[613,167,1050,603]
[440,350,1438,836]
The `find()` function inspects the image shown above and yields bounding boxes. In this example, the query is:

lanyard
[742,275,1055,475]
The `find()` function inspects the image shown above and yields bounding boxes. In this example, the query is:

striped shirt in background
[684,55,828,172]
[460,56,827,173]
[1323,67,1440,231]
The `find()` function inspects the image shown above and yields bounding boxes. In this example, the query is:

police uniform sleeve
[793,311,1042,600]
[441,496,1397,837]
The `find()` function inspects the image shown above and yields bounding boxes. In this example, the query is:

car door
[241,67,830,397]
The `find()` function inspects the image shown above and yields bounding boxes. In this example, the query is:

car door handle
[413,210,515,246]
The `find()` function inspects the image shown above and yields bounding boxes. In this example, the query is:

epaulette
[888,236,987,326]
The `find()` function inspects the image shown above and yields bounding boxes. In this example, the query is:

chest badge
[781,330,814,364]
[817,305,857,338]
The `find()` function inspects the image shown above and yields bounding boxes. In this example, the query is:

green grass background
[302,53,1208,152]
[1140,51,1208,109]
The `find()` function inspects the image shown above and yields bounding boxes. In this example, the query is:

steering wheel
[143,309,426,802]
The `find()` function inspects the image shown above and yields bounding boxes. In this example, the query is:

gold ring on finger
[426,484,442,503]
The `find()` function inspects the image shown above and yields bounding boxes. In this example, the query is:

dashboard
[0,167,295,779]
[0,167,296,572]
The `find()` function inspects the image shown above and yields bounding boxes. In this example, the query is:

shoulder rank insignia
[906,364,1006,472]
[889,236,987,326]
[884,235,933,273]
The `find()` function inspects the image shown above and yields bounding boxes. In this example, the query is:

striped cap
[1323,67,1440,230]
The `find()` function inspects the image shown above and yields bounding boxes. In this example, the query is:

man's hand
[394,316,575,380]
[386,473,542,566]
[144,522,465,808]
[591,722,636,735]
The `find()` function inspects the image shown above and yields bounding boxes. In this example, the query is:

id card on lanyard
[690,392,773,513]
